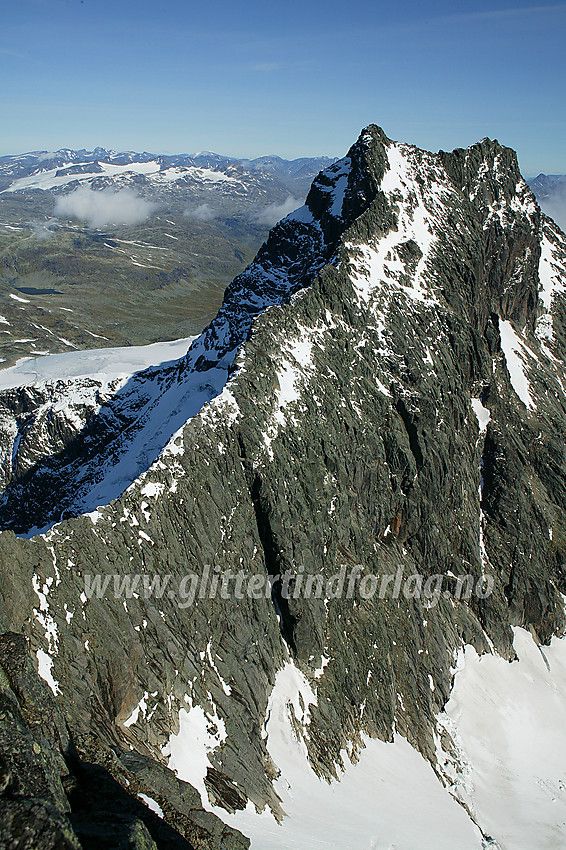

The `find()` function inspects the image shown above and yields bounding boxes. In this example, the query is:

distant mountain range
[0,148,336,367]
[527,173,566,231]
[0,148,336,196]
[527,172,566,200]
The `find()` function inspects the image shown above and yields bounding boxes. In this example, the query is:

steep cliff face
[1,125,566,849]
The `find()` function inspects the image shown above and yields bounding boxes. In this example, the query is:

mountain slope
[1,125,566,849]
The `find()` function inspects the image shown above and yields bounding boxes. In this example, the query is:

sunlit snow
[537,230,566,343]
[499,320,534,409]
[163,699,227,806]
[217,662,484,850]
[471,397,491,432]
[0,336,196,390]
[439,628,566,850]
[36,648,61,696]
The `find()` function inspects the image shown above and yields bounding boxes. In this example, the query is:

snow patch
[124,691,149,727]
[536,231,566,343]
[163,699,227,806]
[262,330,316,458]
[0,336,196,389]
[499,321,534,409]
[36,649,61,695]
[138,793,164,818]
[313,655,330,678]
[347,143,448,307]
[140,481,165,499]
[471,398,491,432]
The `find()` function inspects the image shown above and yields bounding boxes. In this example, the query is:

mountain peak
[1,125,566,850]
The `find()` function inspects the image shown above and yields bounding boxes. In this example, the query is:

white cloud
[54,186,157,228]
[30,218,58,240]
[541,193,566,233]
[253,196,300,227]
[183,203,217,222]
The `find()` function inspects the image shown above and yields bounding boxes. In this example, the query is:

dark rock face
[440,138,541,327]
[0,125,565,845]
[0,632,249,849]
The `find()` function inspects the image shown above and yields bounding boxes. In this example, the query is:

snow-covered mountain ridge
[0,148,335,196]
[1,125,566,849]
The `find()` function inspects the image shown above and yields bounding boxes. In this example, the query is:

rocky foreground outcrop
[0,125,565,847]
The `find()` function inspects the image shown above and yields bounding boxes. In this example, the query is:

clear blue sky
[1,0,564,174]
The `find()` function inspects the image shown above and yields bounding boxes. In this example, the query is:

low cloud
[184,203,217,222]
[30,217,58,240]
[54,186,157,228]
[253,196,300,227]
[540,192,566,233]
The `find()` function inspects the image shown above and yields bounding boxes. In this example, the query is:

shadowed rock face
[0,125,566,846]
[0,632,249,849]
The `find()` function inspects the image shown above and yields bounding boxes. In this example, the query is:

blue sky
[1,0,564,174]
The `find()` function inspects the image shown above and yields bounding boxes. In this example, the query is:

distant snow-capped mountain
[0,148,336,196]
[528,173,566,231]
[528,172,566,200]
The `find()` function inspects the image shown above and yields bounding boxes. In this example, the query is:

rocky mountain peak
[302,124,390,241]
[442,137,541,326]
[1,126,566,849]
